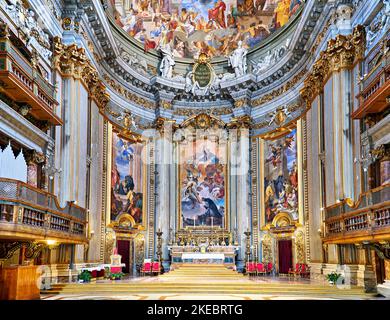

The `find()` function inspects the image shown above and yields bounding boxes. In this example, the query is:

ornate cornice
[300,25,366,105]
[102,73,156,110]
[227,115,252,130]
[52,37,110,110]
[252,68,307,107]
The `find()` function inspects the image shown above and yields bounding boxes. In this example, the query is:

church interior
[0,0,389,301]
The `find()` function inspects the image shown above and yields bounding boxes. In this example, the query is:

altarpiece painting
[111,132,145,226]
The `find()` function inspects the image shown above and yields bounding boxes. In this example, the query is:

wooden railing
[323,184,390,243]
[0,37,61,125]
[0,179,87,243]
[353,50,390,119]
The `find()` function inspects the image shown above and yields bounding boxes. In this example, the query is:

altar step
[44,283,368,297]
[43,265,369,297]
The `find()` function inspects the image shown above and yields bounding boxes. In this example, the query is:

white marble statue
[220,72,236,82]
[382,0,390,30]
[5,0,23,25]
[159,44,175,78]
[228,41,248,77]
[366,26,377,48]
[184,71,194,93]
[253,51,272,75]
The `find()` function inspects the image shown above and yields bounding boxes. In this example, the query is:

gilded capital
[52,37,109,110]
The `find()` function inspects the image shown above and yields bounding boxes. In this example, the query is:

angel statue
[116,111,137,131]
[159,43,175,78]
[228,41,248,77]
[382,0,390,30]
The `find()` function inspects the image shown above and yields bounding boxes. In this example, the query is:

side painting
[180,139,226,228]
[111,133,144,225]
[264,129,298,224]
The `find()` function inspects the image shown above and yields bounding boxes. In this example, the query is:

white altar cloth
[181,253,225,260]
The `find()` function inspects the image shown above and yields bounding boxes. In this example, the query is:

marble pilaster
[155,118,175,270]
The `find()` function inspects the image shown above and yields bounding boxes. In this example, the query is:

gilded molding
[173,107,232,117]
[252,68,307,107]
[227,115,252,129]
[300,25,366,105]
[53,37,110,110]
[102,73,156,110]
[180,113,225,130]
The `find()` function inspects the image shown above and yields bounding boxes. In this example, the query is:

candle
[193,216,196,227]
[211,217,213,229]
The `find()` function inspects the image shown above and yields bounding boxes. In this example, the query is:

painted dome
[110,0,304,59]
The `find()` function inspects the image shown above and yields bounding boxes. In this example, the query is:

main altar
[168,227,239,266]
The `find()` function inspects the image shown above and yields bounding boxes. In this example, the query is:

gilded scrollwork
[251,68,307,107]
[102,73,156,110]
[173,107,232,117]
[52,37,110,110]
[295,231,305,263]
[262,234,273,263]
[300,25,366,105]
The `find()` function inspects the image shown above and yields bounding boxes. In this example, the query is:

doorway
[374,251,386,284]
[117,240,130,273]
[278,239,293,274]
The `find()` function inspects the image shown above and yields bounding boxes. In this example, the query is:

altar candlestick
[193,216,196,227]
[211,217,213,229]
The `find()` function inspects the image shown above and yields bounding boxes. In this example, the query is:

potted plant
[108,271,125,280]
[104,267,110,279]
[78,270,92,283]
[326,272,342,285]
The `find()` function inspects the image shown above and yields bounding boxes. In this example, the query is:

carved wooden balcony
[353,47,390,119]
[323,184,390,244]
[0,37,62,126]
[0,179,87,243]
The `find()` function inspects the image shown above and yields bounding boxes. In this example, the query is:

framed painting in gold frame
[177,133,229,230]
[110,132,147,230]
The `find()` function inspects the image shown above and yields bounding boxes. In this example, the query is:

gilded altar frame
[176,114,230,231]
[259,121,304,231]
[106,127,148,232]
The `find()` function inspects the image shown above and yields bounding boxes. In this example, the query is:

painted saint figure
[208,0,227,28]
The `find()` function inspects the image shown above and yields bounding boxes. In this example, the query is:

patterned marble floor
[41,265,387,300]
[41,293,385,300]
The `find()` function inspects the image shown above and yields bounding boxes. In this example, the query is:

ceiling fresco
[110,0,303,59]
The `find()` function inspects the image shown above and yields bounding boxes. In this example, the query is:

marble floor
[41,292,385,300]
[41,265,387,300]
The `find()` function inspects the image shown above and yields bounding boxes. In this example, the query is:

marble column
[230,119,251,269]
[155,118,175,270]
[340,67,355,200]
[58,74,88,207]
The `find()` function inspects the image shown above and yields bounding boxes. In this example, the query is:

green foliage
[107,271,125,280]
[78,270,92,282]
[326,272,342,283]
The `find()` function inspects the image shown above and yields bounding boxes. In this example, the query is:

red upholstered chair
[256,263,266,276]
[152,262,160,275]
[301,264,310,278]
[247,262,256,277]
[266,262,273,275]
[141,262,151,276]
[289,263,301,277]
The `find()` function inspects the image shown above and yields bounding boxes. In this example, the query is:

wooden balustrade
[323,185,390,244]
[353,50,390,119]
[0,178,87,244]
[0,37,61,126]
